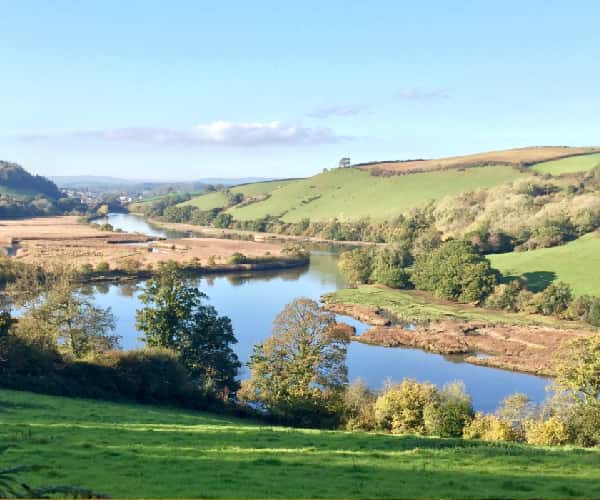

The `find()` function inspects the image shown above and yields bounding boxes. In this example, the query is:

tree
[370,245,412,288]
[554,336,600,404]
[412,240,498,302]
[239,298,349,426]
[338,247,374,285]
[135,262,240,393]
[15,275,118,358]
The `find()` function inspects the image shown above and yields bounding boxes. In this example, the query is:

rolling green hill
[184,166,526,223]
[2,389,599,499]
[489,232,600,296]
[531,153,600,176]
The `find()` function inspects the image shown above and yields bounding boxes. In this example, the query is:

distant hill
[52,175,278,193]
[0,161,62,199]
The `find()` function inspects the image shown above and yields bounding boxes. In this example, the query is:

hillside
[2,389,599,499]
[185,166,526,223]
[177,147,600,224]
[0,161,61,199]
[489,232,600,296]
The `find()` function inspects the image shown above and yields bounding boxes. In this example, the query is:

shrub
[525,417,571,446]
[342,378,377,431]
[567,402,600,447]
[537,282,572,316]
[338,247,374,285]
[463,413,518,442]
[423,382,474,437]
[485,281,523,311]
[228,252,248,265]
[374,379,438,434]
[95,261,110,273]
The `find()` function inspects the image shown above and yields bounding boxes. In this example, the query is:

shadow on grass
[503,271,556,292]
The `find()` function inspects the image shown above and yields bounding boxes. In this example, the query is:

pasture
[531,153,600,176]
[489,232,600,296]
[1,389,599,499]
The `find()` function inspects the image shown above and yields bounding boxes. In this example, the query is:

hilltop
[0,161,61,199]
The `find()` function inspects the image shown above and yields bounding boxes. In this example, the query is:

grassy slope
[531,153,600,175]
[324,286,581,327]
[228,166,526,223]
[179,179,298,210]
[489,233,600,296]
[2,389,599,499]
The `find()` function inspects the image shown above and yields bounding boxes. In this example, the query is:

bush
[463,413,518,442]
[338,248,374,285]
[412,240,498,303]
[485,281,522,311]
[374,379,438,434]
[566,402,600,447]
[537,282,572,316]
[95,261,110,273]
[525,416,571,446]
[342,379,377,431]
[228,252,248,265]
[423,382,474,437]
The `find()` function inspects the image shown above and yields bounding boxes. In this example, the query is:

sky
[1,0,599,180]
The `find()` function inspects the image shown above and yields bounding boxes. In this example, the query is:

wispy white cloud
[307,104,367,119]
[397,88,449,101]
[17,121,349,147]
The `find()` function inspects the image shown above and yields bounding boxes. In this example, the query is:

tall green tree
[239,298,349,426]
[136,262,240,393]
[412,240,498,302]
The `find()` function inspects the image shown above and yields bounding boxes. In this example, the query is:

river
[90,213,550,412]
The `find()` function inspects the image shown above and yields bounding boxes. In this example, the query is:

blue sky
[1,0,599,179]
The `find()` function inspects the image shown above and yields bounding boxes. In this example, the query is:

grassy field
[489,232,600,296]
[531,153,600,176]
[226,166,526,222]
[1,389,599,499]
[179,179,298,210]
[323,286,579,327]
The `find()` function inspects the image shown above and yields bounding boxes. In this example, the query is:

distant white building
[338,157,351,168]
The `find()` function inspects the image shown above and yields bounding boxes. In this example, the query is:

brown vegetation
[359,146,600,175]
[1,216,305,275]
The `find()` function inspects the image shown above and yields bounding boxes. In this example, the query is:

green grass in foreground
[324,286,580,327]
[227,166,526,222]
[531,153,600,175]
[1,389,599,499]
[489,233,600,297]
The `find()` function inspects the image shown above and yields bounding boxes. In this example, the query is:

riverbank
[0,216,309,278]
[323,286,597,376]
[144,217,380,246]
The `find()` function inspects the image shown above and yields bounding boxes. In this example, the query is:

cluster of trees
[0,261,241,408]
[339,240,499,303]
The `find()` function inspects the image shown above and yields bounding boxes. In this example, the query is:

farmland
[222,166,526,222]
[2,388,599,499]
[531,153,600,176]
[489,232,600,296]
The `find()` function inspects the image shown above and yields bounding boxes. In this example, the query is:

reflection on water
[93,213,187,239]
[89,213,551,412]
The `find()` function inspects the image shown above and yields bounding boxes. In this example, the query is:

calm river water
[91,213,550,412]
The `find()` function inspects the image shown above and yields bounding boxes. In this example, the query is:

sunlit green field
[324,286,578,327]
[180,179,298,210]
[531,153,600,175]
[1,389,599,499]
[225,166,526,222]
[489,233,600,296]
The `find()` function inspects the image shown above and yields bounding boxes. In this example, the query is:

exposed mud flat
[324,302,593,376]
